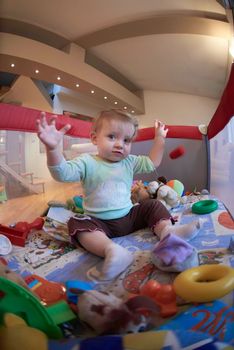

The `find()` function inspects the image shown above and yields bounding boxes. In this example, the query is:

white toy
[147,181,181,210]
[77,290,158,334]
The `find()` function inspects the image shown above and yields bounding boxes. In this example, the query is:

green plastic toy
[192,199,218,215]
[0,277,76,339]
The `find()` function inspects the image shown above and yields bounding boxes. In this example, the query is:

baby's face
[91,119,135,162]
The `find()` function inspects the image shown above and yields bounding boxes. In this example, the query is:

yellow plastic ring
[173,264,234,302]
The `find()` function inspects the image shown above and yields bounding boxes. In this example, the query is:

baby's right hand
[36,112,71,150]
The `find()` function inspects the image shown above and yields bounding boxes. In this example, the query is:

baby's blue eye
[108,134,115,140]
[124,138,131,144]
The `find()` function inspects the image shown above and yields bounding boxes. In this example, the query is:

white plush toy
[147,181,181,210]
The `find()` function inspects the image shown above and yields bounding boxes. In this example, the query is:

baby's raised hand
[36,112,71,150]
[154,120,168,138]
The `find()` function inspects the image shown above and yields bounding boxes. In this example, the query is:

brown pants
[68,199,172,243]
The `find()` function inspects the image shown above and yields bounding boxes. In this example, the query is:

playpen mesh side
[131,137,208,193]
[210,116,234,217]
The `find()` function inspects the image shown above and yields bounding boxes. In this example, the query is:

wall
[3,76,53,179]
[52,88,220,130]
[139,90,219,127]
[53,86,102,117]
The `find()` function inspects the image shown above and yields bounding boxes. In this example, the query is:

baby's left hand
[154,120,168,138]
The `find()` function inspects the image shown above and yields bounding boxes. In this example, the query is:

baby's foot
[157,220,202,241]
[101,243,133,280]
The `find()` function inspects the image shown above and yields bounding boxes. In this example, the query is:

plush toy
[131,181,149,204]
[131,180,181,210]
[147,181,181,210]
[77,290,159,334]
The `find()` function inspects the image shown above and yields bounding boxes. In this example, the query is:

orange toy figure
[140,280,177,318]
[140,279,161,299]
[24,274,67,306]
[154,284,177,317]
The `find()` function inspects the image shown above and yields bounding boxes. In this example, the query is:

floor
[0,179,83,225]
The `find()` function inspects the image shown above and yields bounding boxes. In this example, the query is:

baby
[37,109,200,280]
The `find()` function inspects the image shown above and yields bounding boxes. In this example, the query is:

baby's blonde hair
[92,109,139,138]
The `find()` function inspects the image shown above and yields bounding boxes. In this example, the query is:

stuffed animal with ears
[147,181,181,210]
[77,290,159,334]
[131,179,181,210]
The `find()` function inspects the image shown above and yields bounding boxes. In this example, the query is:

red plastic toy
[0,225,28,247]
[169,146,185,159]
[24,274,67,306]
[14,217,44,234]
[0,217,44,247]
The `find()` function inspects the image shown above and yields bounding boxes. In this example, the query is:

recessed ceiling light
[114,101,118,105]
[76,83,80,87]
[35,69,39,74]
[124,106,127,110]
[10,63,15,67]
[57,76,61,80]
[91,90,95,94]
[104,96,107,99]
[131,110,135,113]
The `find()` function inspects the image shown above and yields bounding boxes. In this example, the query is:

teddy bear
[147,181,181,210]
[131,181,150,204]
[131,179,181,210]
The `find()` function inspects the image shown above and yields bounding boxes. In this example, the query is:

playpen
[0,65,234,349]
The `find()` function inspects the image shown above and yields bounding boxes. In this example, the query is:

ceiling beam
[76,14,231,49]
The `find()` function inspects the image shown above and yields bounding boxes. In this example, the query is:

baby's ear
[90,131,97,145]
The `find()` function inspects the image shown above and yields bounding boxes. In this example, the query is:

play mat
[1,193,234,349]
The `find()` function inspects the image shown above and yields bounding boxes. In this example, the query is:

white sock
[155,219,201,241]
[101,243,133,280]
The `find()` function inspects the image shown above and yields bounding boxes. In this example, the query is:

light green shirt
[49,154,155,220]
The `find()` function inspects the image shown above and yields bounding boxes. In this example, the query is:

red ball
[169,146,185,159]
